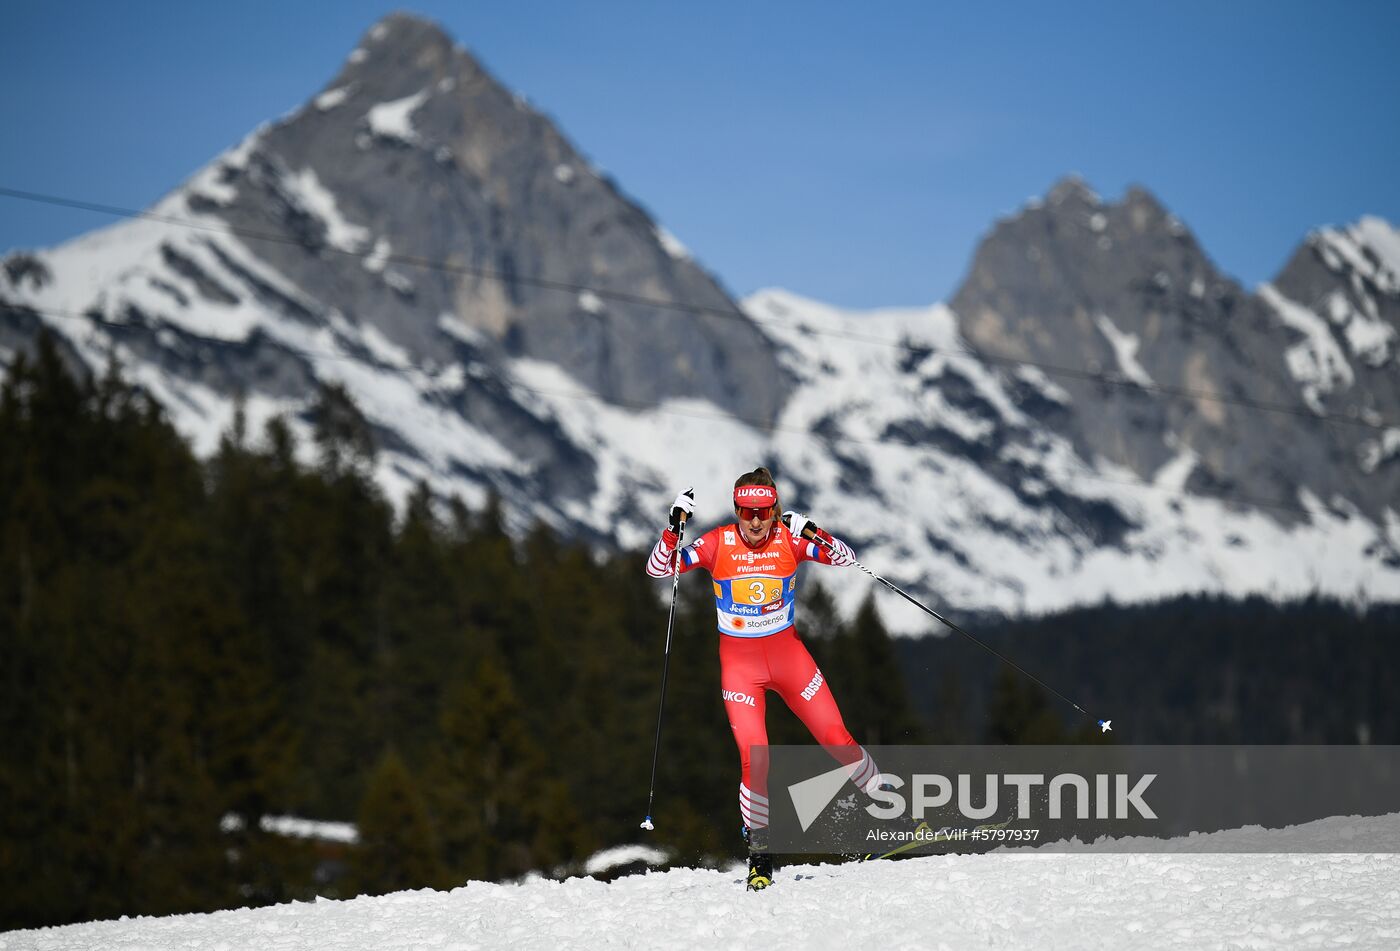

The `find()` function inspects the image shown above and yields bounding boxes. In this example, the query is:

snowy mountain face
[951,179,1400,526]
[0,13,784,524]
[1264,218,1400,479]
[3,14,1400,625]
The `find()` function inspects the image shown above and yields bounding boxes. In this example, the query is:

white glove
[826,537,856,567]
[786,511,856,565]
[782,510,812,539]
[669,488,695,533]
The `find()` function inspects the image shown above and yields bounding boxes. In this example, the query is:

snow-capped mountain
[1264,217,1400,479]
[952,179,1400,525]
[3,14,1399,627]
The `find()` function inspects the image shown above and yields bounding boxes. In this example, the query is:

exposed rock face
[1264,219,1400,489]
[951,177,1399,522]
[226,14,786,426]
[224,13,789,422]
[0,13,786,528]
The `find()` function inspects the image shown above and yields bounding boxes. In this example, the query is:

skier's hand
[786,512,855,565]
[669,488,695,535]
[825,538,856,566]
[782,510,817,539]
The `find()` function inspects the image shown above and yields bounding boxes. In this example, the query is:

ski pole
[800,526,1112,734]
[640,509,688,831]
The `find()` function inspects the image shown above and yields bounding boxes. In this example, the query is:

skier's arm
[783,511,856,566]
[644,488,711,577]
[644,528,709,577]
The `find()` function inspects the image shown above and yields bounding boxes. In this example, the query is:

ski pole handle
[668,487,695,538]
[671,512,687,571]
[781,511,822,542]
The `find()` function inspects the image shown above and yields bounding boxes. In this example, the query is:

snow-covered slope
[10,816,1400,950]
[2,161,530,513]
[741,289,1400,624]
[1263,216,1400,481]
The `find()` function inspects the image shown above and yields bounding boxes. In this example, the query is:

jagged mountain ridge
[3,13,1399,625]
[238,14,787,424]
[951,178,1399,523]
[1265,217,1400,481]
[1,13,785,525]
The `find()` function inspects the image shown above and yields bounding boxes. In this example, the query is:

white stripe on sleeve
[645,537,675,578]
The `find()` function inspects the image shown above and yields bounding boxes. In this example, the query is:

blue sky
[2,1,1397,308]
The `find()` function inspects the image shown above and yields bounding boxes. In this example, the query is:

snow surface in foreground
[9,818,1400,951]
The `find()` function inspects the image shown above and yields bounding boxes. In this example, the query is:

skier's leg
[769,627,881,792]
[718,634,771,833]
[720,634,778,890]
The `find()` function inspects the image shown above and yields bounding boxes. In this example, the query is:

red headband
[733,484,778,508]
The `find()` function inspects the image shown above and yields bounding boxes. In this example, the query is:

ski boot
[746,851,774,891]
[742,825,774,891]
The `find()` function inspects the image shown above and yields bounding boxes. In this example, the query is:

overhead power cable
[0,184,1385,433]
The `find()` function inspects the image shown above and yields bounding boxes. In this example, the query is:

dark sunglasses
[735,505,775,522]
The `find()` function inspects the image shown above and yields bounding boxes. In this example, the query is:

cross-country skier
[645,466,882,890]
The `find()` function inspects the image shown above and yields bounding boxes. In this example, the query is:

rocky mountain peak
[1044,174,1102,209]
[0,14,793,540]
[953,179,1226,350]
[330,13,493,113]
[946,179,1385,523]
[1263,215,1400,484]
[180,15,790,425]
[358,13,458,60]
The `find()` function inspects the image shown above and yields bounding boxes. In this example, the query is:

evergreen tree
[310,381,376,478]
[828,594,927,744]
[983,668,1072,744]
[925,669,973,744]
[350,749,444,896]
[378,483,461,762]
[286,392,394,817]
[0,334,230,923]
[425,655,589,882]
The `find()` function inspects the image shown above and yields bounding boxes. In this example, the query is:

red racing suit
[646,520,879,833]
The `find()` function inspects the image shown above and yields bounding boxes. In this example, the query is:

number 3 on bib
[744,577,783,605]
